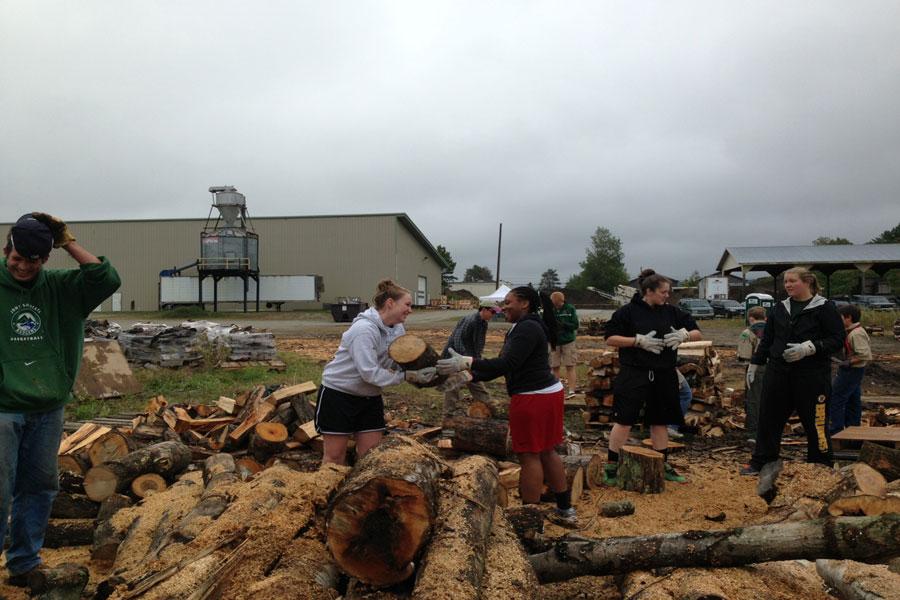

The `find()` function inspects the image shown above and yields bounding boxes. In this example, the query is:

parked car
[851,295,897,311]
[678,298,715,319]
[709,299,744,318]
[830,294,851,308]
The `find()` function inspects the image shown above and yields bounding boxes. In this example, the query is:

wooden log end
[131,473,168,498]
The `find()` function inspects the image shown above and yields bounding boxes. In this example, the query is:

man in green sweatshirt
[550,291,579,397]
[1,213,120,587]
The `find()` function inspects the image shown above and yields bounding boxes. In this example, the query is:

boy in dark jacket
[1,214,120,587]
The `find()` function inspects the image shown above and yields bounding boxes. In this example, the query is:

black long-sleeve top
[472,313,557,396]
[604,293,699,370]
[751,295,845,371]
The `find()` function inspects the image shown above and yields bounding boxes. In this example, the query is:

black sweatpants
[750,364,832,470]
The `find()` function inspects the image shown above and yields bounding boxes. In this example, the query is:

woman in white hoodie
[316,279,433,464]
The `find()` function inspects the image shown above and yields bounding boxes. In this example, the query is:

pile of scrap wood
[87,436,538,600]
[577,317,608,336]
[583,351,617,426]
[116,321,277,367]
[678,341,738,437]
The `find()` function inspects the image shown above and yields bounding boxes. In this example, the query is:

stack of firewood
[583,351,618,427]
[678,341,739,438]
[578,317,608,336]
[117,321,278,367]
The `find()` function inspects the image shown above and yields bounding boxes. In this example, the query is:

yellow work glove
[32,212,76,248]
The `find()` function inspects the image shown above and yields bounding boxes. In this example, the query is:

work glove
[404,367,438,385]
[436,348,473,375]
[746,364,758,387]
[783,340,816,363]
[663,327,691,350]
[634,330,664,355]
[32,212,76,248]
[830,356,851,368]
[436,371,473,393]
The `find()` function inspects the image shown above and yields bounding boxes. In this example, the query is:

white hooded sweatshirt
[321,307,405,396]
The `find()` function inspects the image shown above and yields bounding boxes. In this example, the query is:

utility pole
[495,223,502,288]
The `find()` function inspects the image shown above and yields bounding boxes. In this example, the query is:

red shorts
[508,389,564,453]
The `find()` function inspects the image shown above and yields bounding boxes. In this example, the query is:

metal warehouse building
[10,213,446,312]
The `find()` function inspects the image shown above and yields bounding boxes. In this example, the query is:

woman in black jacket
[437,286,577,526]
[743,267,845,478]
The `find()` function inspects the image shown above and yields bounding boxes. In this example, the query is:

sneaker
[546,507,579,529]
[667,426,684,439]
[739,464,760,476]
[7,565,44,588]
[664,462,686,483]
[602,463,619,486]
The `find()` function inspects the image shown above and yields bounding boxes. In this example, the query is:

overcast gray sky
[2,2,899,284]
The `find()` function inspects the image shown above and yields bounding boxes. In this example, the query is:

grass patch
[861,309,900,330]
[66,352,324,421]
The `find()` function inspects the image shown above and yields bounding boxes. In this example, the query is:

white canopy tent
[479,284,511,303]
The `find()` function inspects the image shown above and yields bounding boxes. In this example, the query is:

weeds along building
[5,213,446,312]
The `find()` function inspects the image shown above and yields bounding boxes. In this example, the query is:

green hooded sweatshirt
[0,257,120,413]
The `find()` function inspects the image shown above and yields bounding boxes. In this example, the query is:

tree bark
[250,422,288,461]
[481,508,539,600]
[43,518,95,548]
[529,514,900,583]
[617,445,664,494]
[584,454,606,490]
[88,430,136,467]
[387,334,447,387]
[859,442,900,482]
[83,440,192,502]
[504,505,546,554]
[561,455,590,502]
[131,473,167,498]
[412,455,499,599]
[326,435,448,587]
[50,492,99,519]
[816,559,900,600]
[442,415,510,458]
[600,500,635,518]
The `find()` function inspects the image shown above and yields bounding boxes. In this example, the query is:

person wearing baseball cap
[439,299,500,414]
[1,212,120,588]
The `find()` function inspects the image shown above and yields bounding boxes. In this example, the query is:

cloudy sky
[2,2,899,284]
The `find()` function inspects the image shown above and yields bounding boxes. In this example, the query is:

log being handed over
[529,514,900,583]
[388,334,447,387]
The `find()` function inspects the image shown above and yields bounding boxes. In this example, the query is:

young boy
[737,306,767,441]
[829,304,872,435]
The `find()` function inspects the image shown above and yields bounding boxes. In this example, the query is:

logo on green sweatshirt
[11,305,42,337]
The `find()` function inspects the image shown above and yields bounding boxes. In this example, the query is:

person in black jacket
[743,267,845,479]
[604,269,702,484]
[437,286,578,527]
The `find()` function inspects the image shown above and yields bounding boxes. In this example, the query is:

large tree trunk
[617,445,664,494]
[83,441,192,501]
[529,514,900,583]
[412,455,499,599]
[326,435,448,587]
[504,505,546,554]
[443,415,510,458]
[164,453,240,545]
[481,508,539,600]
[816,559,900,600]
[859,442,900,482]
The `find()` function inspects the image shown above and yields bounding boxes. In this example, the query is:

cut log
[216,396,237,414]
[585,454,606,490]
[859,442,900,482]
[83,440,192,501]
[27,563,89,600]
[131,473,167,498]
[235,456,264,481]
[828,495,900,516]
[467,400,494,419]
[291,395,317,423]
[58,453,89,476]
[816,559,900,600]
[481,508,539,600]
[387,334,447,387]
[43,518,95,548]
[617,445,664,494]
[600,500,635,518]
[412,455,498,599]
[505,505,545,554]
[326,435,448,586]
[561,455,590,503]
[443,415,510,458]
[265,381,317,404]
[250,421,289,460]
[51,492,99,519]
[530,514,900,583]
[97,493,133,521]
[229,401,275,443]
[843,462,888,497]
[59,470,85,494]
[88,430,135,467]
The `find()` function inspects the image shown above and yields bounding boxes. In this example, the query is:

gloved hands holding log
[634,331,664,355]
[405,367,438,385]
[436,349,473,375]
[32,212,76,248]
[783,340,816,363]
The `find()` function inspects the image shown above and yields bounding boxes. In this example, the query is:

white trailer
[699,276,729,300]
[160,275,321,309]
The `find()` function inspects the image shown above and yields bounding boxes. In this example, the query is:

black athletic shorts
[612,365,683,426]
[315,385,386,435]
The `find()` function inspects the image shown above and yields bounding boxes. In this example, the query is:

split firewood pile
[101,320,279,368]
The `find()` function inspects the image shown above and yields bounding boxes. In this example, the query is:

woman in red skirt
[437,286,576,526]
